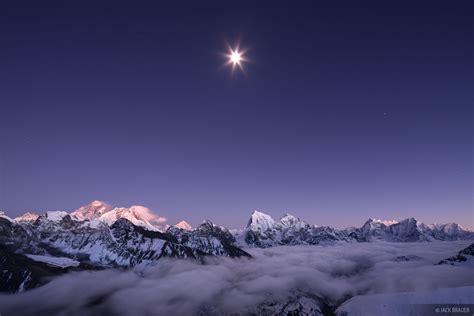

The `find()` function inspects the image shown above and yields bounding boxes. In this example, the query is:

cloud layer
[0,241,473,316]
[129,205,167,224]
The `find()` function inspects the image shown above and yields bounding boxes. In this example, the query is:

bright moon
[225,45,246,72]
[230,50,242,65]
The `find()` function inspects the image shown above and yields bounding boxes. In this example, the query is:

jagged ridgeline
[0,204,250,292]
[0,202,473,293]
[236,211,474,248]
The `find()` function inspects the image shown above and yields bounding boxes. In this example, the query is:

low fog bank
[0,241,472,316]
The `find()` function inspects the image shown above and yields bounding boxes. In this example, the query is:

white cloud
[0,241,472,316]
[129,205,167,224]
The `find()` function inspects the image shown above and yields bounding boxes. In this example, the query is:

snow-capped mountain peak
[8,202,169,232]
[246,211,276,232]
[14,212,40,223]
[242,213,474,247]
[44,211,69,222]
[370,218,399,226]
[70,200,112,221]
[431,222,470,234]
[277,213,308,229]
[175,220,192,230]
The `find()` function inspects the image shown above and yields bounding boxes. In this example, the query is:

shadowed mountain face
[1,204,473,295]
[0,246,65,292]
[438,243,474,266]
[237,212,474,248]
[0,214,251,293]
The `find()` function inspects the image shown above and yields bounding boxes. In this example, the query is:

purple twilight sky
[0,1,472,229]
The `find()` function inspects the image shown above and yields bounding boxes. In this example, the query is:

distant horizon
[2,199,472,231]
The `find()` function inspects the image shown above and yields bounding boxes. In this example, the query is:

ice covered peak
[14,212,40,223]
[277,213,308,229]
[246,211,276,232]
[175,220,192,230]
[71,200,112,220]
[45,211,69,222]
[429,222,471,235]
[370,218,399,226]
[441,223,462,234]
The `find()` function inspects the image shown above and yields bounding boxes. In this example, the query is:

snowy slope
[438,243,474,266]
[44,211,69,222]
[25,254,80,268]
[14,212,40,223]
[70,200,112,221]
[243,211,353,247]
[69,202,167,231]
[1,210,250,270]
[240,211,474,248]
[175,220,192,230]
[246,210,276,232]
[336,286,474,316]
[98,207,162,232]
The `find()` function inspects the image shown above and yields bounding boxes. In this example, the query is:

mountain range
[0,201,472,293]
[236,210,473,247]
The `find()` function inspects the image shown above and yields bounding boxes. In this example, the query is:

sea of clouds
[0,241,472,316]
